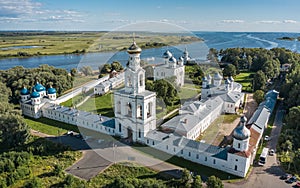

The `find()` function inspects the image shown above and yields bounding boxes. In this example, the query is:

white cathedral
[19,40,278,178]
[153,49,186,87]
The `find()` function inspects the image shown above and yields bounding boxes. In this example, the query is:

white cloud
[0,0,41,17]
[0,0,85,24]
[283,20,297,24]
[160,19,169,22]
[258,20,281,24]
[221,20,245,23]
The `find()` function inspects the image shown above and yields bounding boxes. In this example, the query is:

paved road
[32,130,182,180]
[225,102,291,188]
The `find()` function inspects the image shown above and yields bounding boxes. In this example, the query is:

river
[0,32,299,71]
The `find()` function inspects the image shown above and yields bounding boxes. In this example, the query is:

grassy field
[0,31,201,58]
[132,143,240,181]
[234,71,255,92]
[25,117,79,135]
[77,93,115,117]
[196,114,239,145]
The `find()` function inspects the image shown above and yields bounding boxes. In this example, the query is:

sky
[1,0,300,32]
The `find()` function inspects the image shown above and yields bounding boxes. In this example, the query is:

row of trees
[210,47,300,91]
[0,64,74,103]
[277,52,300,173]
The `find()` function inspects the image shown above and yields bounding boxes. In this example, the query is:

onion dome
[47,86,56,94]
[127,41,141,54]
[169,56,177,64]
[163,50,172,59]
[20,87,30,95]
[202,76,208,81]
[183,48,188,55]
[229,76,234,82]
[214,72,223,80]
[33,82,46,92]
[233,116,250,140]
[31,89,40,98]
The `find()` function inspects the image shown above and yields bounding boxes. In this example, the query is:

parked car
[264,135,271,141]
[280,173,291,180]
[285,176,297,184]
[269,149,275,156]
[67,131,74,136]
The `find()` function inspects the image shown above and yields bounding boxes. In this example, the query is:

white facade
[42,103,115,135]
[153,50,185,87]
[114,41,156,142]
[20,83,57,119]
[94,73,125,95]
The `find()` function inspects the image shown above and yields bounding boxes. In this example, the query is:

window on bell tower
[139,74,143,87]
[127,103,132,117]
[137,105,142,119]
[117,101,121,114]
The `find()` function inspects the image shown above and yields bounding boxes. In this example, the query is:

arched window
[138,129,141,138]
[147,102,152,118]
[235,165,237,171]
[117,101,121,114]
[238,143,241,148]
[139,74,144,87]
[128,76,132,87]
[119,123,122,132]
[137,104,142,119]
[127,103,132,117]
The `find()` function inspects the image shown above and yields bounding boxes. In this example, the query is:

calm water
[0,32,299,71]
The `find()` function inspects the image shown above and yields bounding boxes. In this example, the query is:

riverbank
[0,31,201,59]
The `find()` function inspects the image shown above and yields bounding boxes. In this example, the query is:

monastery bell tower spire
[125,37,145,94]
[127,33,142,71]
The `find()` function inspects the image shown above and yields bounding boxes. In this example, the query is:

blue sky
[1,0,300,32]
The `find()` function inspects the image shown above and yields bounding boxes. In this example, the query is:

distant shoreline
[0,31,202,60]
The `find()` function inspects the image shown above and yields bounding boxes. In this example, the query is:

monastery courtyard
[199,93,258,146]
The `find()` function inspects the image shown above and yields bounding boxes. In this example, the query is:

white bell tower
[114,39,156,143]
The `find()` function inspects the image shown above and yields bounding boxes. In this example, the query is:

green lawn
[197,114,239,145]
[132,143,240,181]
[178,85,200,101]
[25,117,79,135]
[78,93,115,117]
[234,72,255,92]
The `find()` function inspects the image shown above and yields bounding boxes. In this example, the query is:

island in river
[277,36,300,41]
[0,31,202,59]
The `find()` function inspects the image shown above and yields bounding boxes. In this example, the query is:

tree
[222,64,237,77]
[253,90,265,104]
[192,175,202,188]
[286,106,300,131]
[99,63,111,74]
[206,176,223,188]
[253,70,266,91]
[0,114,30,149]
[70,68,77,77]
[111,61,123,72]
[181,168,192,187]
[24,177,42,188]
[153,79,179,106]
[79,66,93,76]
